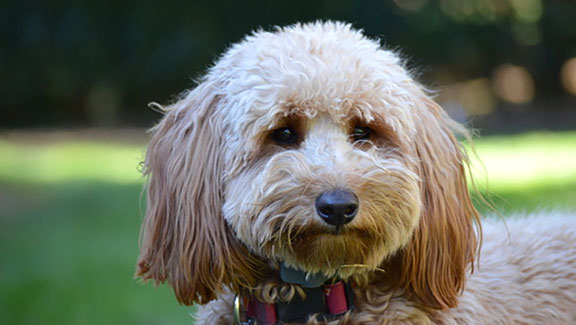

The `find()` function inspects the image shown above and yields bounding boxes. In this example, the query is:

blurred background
[1,0,575,323]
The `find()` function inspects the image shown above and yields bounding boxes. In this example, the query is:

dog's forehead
[212,22,419,139]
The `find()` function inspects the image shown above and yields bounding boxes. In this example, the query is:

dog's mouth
[289,225,367,241]
[262,223,384,277]
[322,225,347,235]
[291,221,376,238]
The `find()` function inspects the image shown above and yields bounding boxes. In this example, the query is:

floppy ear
[136,81,264,305]
[390,94,481,310]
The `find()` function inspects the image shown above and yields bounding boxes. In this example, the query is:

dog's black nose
[315,190,359,227]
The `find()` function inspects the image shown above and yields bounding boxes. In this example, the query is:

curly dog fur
[137,22,576,324]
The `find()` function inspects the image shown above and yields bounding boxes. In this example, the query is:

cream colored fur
[137,21,576,324]
[196,214,576,324]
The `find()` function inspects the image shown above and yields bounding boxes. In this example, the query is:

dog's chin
[267,225,392,279]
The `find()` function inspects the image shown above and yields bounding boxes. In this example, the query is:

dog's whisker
[339,264,386,274]
[300,177,315,197]
[285,221,299,254]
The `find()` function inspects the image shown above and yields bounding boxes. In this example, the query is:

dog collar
[234,281,355,325]
[279,263,329,288]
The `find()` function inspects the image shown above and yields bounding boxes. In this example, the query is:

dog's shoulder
[482,211,576,246]
[451,212,576,323]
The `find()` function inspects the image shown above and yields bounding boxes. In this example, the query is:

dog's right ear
[136,81,263,305]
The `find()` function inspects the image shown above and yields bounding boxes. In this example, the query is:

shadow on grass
[0,181,193,325]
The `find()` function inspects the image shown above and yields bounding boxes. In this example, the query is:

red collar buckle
[324,281,349,315]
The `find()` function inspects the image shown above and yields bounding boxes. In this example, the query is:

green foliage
[3,1,576,127]
[0,131,574,323]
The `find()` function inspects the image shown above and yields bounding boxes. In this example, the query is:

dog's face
[137,22,480,310]
[221,51,423,277]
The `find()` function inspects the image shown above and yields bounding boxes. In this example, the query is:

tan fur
[137,21,576,323]
[136,82,268,305]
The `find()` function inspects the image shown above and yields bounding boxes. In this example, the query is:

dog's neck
[240,282,355,324]
[278,263,330,288]
[237,264,356,324]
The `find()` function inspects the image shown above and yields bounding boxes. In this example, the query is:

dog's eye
[351,126,371,142]
[271,127,298,146]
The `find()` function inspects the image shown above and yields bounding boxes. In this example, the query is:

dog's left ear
[136,81,264,305]
[392,94,481,310]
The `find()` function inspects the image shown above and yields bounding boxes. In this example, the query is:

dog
[136,21,576,324]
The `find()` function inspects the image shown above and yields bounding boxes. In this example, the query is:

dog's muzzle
[315,190,359,227]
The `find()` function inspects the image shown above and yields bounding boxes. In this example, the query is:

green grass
[0,139,192,324]
[468,131,576,214]
[0,182,193,324]
[0,131,574,324]
[0,140,144,184]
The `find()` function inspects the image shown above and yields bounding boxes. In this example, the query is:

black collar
[235,281,355,324]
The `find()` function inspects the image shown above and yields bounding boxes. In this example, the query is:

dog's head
[137,21,480,310]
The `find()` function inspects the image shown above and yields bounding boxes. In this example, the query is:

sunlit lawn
[0,131,575,324]
[468,132,576,213]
